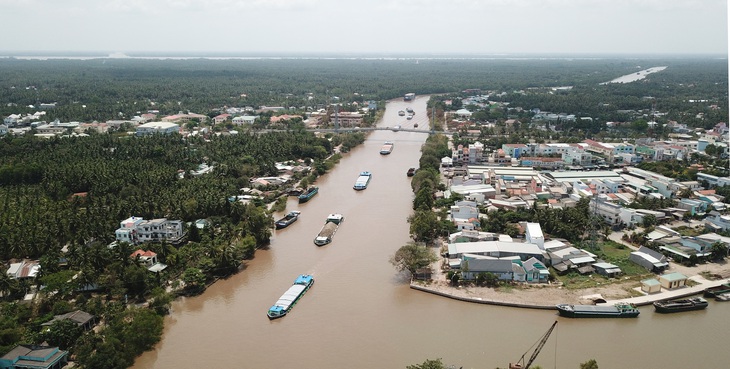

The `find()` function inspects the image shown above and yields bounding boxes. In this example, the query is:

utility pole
[332,96,340,133]
[431,104,436,135]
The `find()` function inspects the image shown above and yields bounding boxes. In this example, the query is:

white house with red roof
[130,249,167,272]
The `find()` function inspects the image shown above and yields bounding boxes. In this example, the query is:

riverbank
[411,261,730,309]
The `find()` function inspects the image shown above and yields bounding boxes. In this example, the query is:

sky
[0,0,727,56]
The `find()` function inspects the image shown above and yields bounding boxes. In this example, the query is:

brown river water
[133,96,729,369]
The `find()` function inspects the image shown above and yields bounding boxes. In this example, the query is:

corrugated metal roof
[660,272,687,282]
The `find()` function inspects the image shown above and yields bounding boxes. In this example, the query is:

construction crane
[508,321,558,369]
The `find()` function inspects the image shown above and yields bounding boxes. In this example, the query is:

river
[133,96,729,369]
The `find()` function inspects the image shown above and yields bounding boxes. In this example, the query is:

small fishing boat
[274,211,301,229]
[380,142,394,155]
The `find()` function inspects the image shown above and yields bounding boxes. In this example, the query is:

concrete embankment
[602,277,730,307]
[410,283,557,310]
[411,277,730,310]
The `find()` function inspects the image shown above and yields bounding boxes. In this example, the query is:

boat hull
[703,283,730,298]
[274,220,295,229]
[274,212,299,229]
[267,275,314,319]
[313,214,344,246]
[298,187,318,203]
[653,298,708,313]
[353,172,372,190]
[556,304,640,318]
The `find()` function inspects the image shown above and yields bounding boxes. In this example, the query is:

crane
[508,320,557,369]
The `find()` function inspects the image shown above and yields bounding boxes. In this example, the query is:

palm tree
[0,272,20,300]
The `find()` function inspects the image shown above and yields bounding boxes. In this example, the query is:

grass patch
[623,287,646,298]
[496,284,516,293]
[556,272,611,290]
[700,271,724,280]
[674,226,705,237]
[595,241,647,276]
[554,241,652,289]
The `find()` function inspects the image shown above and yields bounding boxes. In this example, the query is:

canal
[133,96,729,369]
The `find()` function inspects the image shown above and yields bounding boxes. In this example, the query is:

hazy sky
[1,0,727,55]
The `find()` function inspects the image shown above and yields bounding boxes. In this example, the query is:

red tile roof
[130,249,156,258]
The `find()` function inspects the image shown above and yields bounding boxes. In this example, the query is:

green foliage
[42,319,82,350]
[408,210,442,243]
[0,273,21,301]
[410,167,439,194]
[0,303,31,356]
[390,242,438,275]
[413,183,435,211]
[182,267,207,294]
[0,131,332,261]
[637,161,701,182]
[642,214,657,228]
[475,272,499,287]
[449,271,461,286]
[407,358,446,369]
[271,196,287,213]
[39,270,78,300]
[75,307,163,369]
[580,359,599,369]
[148,287,173,316]
[711,242,728,261]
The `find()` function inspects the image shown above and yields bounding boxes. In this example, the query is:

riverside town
[0,56,728,369]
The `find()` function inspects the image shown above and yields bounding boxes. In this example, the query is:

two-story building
[115,216,184,245]
[135,122,180,136]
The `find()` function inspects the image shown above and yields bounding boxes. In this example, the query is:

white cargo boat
[353,171,372,190]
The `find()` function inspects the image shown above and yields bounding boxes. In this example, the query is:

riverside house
[115,216,184,245]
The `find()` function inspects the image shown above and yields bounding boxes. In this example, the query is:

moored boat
[653,297,708,313]
[297,186,319,203]
[353,171,372,190]
[267,274,314,319]
[274,211,301,229]
[406,167,416,177]
[314,213,344,246]
[716,292,730,302]
[380,142,394,155]
[703,282,730,298]
[556,303,640,318]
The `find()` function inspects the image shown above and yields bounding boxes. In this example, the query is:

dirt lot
[417,257,730,308]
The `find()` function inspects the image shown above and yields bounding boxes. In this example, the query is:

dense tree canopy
[2,58,724,125]
[390,242,438,275]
